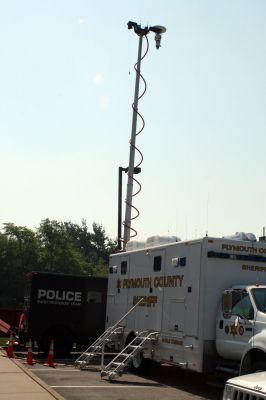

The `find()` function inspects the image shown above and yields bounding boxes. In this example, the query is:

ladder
[75,297,144,369]
[100,330,159,381]
[74,325,124,369]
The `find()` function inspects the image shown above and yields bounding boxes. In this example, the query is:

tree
[37,219,88,275]
[0,223,41,308]
[0,219,116,308]
[91,223,113,261]
[62,220,117,276]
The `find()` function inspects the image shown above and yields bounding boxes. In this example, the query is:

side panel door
[216,291,254,360]
[106,255,130,327]
[133,249,165,332]
[184,243,202,337]
[161,242,201,337]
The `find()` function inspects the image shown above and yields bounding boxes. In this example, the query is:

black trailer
[19,271,107,356]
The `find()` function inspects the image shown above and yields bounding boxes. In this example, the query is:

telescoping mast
[122,21,166,250]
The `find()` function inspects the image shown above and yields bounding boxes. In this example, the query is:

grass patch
[0,337,8,347]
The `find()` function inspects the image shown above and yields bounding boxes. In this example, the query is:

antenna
[122,21,166,250]
[206,192,210,237]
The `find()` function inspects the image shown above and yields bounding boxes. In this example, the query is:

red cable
[122,35,149,245]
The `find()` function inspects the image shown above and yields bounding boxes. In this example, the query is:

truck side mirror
[222,291,232,319]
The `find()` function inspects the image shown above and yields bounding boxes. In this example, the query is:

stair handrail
[101,329,159,380]
[107,297,144,331]
[75,297,144,367]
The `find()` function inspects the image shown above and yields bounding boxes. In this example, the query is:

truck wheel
[252,360,266,372]
[39,328,74,358]
[125,333,151,374]
[125,333,141,371]
[132,351,143,369]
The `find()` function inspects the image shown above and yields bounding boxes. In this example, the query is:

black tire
[252,359,266,372]
[125,333,152,375]
[39,327,74,358]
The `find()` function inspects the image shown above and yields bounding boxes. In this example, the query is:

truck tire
[39,327,74,357]
[252,359,266,372]
[125,333,151,374]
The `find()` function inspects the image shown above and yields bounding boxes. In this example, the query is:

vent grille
[231,388,266,400]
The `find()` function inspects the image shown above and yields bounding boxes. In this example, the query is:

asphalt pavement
[0,348,64,400]
[0,347,225,400]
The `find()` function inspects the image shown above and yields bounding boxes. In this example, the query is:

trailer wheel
[39,327,74,357]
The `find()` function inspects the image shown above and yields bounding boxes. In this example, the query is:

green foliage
[37,219,87,275]
[0,220,116,308]
[0,223,41,308]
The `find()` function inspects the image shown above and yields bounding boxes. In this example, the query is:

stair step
[110,362,125,367]
[75,300,150,372]
[74,325,126,368]
[100,331,160,381]
[116,354,129,358]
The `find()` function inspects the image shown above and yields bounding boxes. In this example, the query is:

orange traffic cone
[25,339,36,365]
[44,339,56,367]
[6,332,14,358]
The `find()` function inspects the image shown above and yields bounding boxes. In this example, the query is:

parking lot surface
[19,357,225,400]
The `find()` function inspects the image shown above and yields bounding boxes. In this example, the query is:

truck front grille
[231,388,266,400]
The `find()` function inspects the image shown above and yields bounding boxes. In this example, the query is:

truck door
[161,242,201,337]
[134,249,165,332]
[216,290,254,360]
[184,242,201,337]
[106,255,130,327]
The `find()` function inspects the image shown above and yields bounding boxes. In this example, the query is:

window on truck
[87,292,102,304]
[251,288,266,313]
[121,261,127,275]
[153,255,162,271]
[231,291,254,320]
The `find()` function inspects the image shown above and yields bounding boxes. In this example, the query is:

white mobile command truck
[98,233,266,379]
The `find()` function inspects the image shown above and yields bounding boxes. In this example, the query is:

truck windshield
[251,288,266,313]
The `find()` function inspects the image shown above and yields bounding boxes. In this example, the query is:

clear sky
[1,0,266,242]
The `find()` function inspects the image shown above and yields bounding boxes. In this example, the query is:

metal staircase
[74,325,124,369]
[75,297,144,369]
[100,330,159,381]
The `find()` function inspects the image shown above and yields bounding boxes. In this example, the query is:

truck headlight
[223,384,233,400]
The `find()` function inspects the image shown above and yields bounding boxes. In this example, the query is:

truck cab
[216,285,266,374]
